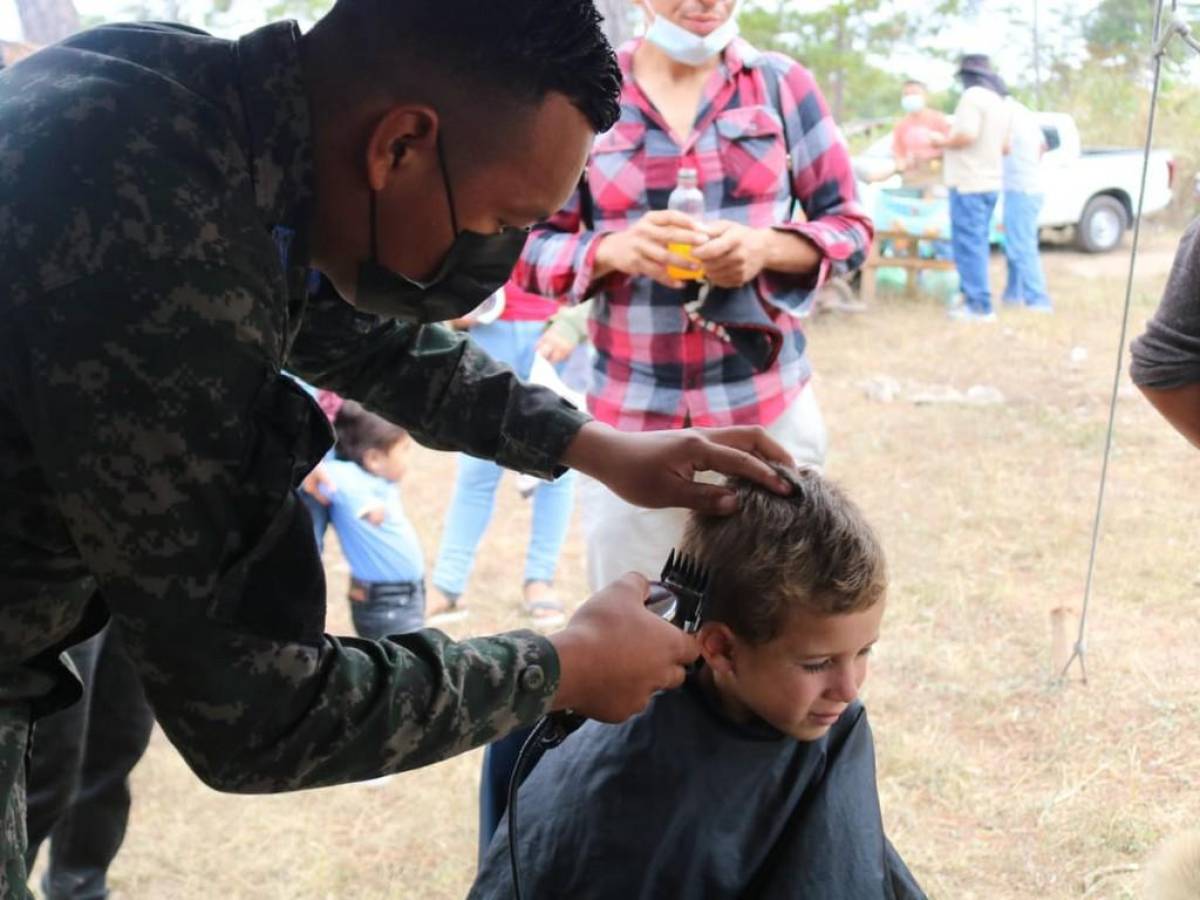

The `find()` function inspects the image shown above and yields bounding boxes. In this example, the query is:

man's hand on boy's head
[548,573,700,723]
[562,422,793,516]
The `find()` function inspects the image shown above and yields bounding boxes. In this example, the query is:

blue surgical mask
[901,95,926,114]
[645,13,740,67]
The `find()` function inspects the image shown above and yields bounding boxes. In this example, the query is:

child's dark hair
[680,465,887,645]
[333,400,408,467]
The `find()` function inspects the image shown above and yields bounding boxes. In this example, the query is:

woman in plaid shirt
[512,0,873,590]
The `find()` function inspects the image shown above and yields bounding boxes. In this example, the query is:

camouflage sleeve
[287,280,591,480]
[7,263,561,792]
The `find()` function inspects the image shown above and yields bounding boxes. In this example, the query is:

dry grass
[32,224,1200,899]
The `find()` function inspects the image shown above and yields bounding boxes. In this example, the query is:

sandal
[524,582,566,629]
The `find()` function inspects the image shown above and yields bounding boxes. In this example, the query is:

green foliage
[1082,0,1194,73]
[1040,57,1200,222]
[69,0,1200,218]
[737,0,970,121]
[1055,0,1200,220]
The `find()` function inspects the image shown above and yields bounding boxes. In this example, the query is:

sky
[887,5,1063,89]
[0,0,266,40]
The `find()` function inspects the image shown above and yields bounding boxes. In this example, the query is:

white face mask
[901,94,926,114]
[645,10,740,66]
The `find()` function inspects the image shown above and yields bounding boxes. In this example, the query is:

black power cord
[506,717,545,900]
[504,551,709,899]
[507,713,584,900]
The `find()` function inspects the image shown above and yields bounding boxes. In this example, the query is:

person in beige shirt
[931,54,1013,321]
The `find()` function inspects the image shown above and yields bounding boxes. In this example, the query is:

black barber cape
[470,673,925,900]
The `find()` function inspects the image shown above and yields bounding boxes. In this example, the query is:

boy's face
[704,602,884,741]
[363,438,412,483]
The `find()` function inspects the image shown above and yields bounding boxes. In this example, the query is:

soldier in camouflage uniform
[0,0,794,892]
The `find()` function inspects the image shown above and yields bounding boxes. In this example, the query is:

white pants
[580,384,828,592]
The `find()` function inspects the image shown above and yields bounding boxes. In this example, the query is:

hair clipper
[644,549,710,634]
[541,549,711,746]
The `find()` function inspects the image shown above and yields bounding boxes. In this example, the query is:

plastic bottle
[666,167,705,282]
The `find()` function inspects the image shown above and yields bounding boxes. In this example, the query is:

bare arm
[1139,383,1200,449]
[759,229,822,274]
[932,131,976,150]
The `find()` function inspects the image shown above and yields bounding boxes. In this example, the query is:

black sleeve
[1131,218,1200,389]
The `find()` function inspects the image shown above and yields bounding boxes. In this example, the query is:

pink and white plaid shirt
[512,38,872,432]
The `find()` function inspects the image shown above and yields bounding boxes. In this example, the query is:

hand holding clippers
[510,551,712,900]
[644,549,710,635]
[542,549,710,745]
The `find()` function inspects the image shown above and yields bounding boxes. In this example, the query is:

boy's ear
[698,622,737,675]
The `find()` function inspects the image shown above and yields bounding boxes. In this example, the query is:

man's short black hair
[317,0,622,135]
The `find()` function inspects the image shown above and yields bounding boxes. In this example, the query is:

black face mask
[354,137,529,322]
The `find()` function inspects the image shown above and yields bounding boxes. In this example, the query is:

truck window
[1042,126,1061,151]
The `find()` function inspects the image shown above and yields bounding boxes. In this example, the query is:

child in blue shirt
[322,401,426,638]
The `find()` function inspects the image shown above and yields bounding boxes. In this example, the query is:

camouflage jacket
[0,21,588,791]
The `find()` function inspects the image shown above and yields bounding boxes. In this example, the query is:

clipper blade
[656,548,710,634]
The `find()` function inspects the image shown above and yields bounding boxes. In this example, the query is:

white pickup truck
[853,111,1176,253]
[1037,113,1175,252]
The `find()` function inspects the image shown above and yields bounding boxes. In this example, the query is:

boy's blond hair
[680,466,887,645]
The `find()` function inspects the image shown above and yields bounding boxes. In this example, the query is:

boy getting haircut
[470,467,925,900]
[686,464,887,640]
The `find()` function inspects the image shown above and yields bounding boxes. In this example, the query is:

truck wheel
[1077,195,1127,253]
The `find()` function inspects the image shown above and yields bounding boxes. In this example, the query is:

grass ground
[33,224,1200,899]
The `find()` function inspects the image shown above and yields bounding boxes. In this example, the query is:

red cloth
[316,390,343,424]
[892,109,951,165]
[500,281,558,322]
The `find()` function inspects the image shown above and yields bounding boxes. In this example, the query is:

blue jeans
[348,579,425,639]
[949,189,999,314]
[1002,191,1051,307]
[433,320,576,596]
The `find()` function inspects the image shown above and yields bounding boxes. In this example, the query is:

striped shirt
[512,38,872,431]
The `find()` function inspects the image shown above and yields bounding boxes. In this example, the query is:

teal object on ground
[874,188,1004,245]
[875,188,951,239]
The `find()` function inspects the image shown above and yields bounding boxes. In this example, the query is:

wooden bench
[860,229,956,303]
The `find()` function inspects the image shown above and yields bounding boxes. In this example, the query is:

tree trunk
[594,0,634,48]
[831,13,846,122]
[14,0,81,45]
[1032,0,1043,109]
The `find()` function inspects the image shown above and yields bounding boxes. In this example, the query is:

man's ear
[364,106,438,192]
[698,622,738,676]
